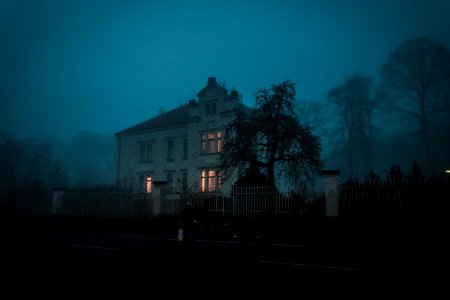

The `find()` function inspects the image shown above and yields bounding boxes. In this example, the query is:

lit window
[200,170,206,192]
[207,133,215,153]
[200,169,221,192]
[146,176,152,193]
[207,170,215,192]
[217,132,222,153]
[200,132,223,154]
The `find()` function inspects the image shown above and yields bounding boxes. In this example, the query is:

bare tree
[220,80,323,188]
[380,37,450,170]
[327,72,375,178]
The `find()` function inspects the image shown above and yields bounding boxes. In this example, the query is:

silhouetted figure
[179,202,195,242]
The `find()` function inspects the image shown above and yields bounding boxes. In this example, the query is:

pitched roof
[115,104,190,136]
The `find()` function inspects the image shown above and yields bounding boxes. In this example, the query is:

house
[114,77,245,193]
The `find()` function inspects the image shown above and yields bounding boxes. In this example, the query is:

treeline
[339,161,449,218]
[342,161,449,187]
[0,130,115,205]
[298,36,450,179]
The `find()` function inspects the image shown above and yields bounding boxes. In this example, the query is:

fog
[1,0,450,186]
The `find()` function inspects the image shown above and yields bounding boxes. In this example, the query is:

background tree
[220,80,323,188]
[380,37,450,171]
[0,133,60,209]
[0,133,55,190]
[327,72,376,178]
[67,131,115,186]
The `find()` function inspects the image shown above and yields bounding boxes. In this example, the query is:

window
[146,176,152,193]
[201,134,206,153]
[140,143,153,162]
[183,139,188,160]
[207,133,215,152]
[200,169,221,192]
[217,132,222,152]
[200,132,222,154]
[217,170,222,191]
[166,173,173,189]
[167,140,174,161]
[182,171,188,189]
[205,102,217,115]
[140,175,152,193]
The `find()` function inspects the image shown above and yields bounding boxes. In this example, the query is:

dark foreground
[1,213,444,292]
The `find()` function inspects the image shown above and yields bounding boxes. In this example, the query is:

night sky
[1,0,450,139]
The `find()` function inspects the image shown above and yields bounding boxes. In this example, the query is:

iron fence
[6,176,447,219]
[339,176,449,217]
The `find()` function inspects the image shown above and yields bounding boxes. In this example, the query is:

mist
[1,0,450,185]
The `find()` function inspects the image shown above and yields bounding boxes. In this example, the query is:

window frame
[200,169,221,192]
[183,138,188,160]
[200,132,222,154]
[140,142,153,163]
[167,140,174,161]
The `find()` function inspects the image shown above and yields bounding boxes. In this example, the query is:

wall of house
[116,78,241,193]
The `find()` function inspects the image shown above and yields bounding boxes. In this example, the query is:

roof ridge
[115,104,190,136]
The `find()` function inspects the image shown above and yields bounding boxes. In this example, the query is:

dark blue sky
[1,0,450,138]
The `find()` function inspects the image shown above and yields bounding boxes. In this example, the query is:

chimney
[207,77,217,86]
[230,90,239,100]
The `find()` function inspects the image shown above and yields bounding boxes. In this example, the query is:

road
[1,214,444,294]
[4,224,442,294]
[5,229,377,277]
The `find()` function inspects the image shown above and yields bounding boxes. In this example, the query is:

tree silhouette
[380,37,450,170]
[327,72,375,178]
[220,80,323,188]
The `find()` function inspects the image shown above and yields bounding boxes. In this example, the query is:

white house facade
[114,77,245,193]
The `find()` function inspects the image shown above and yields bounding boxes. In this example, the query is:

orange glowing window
[146,176,152,193]
[200,132,223,154]
[199,170,221,192]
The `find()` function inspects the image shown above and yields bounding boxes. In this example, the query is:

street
[3,222,442,294]
[5,229,377,278]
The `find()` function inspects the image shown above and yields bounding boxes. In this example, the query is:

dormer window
[205,102,217,115]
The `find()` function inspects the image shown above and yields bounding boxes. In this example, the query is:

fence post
[52,187,65,215]
[152,181,167,217]
[322,170,340,217]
